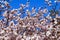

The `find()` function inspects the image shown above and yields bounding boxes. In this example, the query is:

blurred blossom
[3,11,8,17]
[26,9,29,12]
[0,0,60,40]
[0,5,2,8]
[57,0,60,2]
[20,4,25,8]
[43,8,48,13]
[54,0,57,3]
[32,7,36,14]
[48,1,52,6]
[45,0,49,2]
[46,31,51,36]
[25,0,30,8]
[11,9,17,14]
[26,10,30,15]
[1,5,4,8]
[4,1,9,6]
[46,15,52,19]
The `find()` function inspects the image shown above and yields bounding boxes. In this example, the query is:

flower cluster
[0,0,60,40]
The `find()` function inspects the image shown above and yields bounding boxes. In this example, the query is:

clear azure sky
[0,0,60,20]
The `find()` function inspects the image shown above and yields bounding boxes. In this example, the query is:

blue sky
[0,0,60,20]
[9,0,59,9]
[9,0,45,10]
[0,0,45,20]
[7,0,60,12]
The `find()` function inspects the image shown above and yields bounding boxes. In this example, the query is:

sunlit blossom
[0,0,60,40]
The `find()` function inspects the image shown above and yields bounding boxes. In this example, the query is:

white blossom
[45,0,49,2]
[0,30,5,34]
[31,7,36,14]
[1,5,4,7]
[3,11,8,17]
[43,8,48,13]
[54,0,57,3]
[46,31,51,36]
[48,1,52,6]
